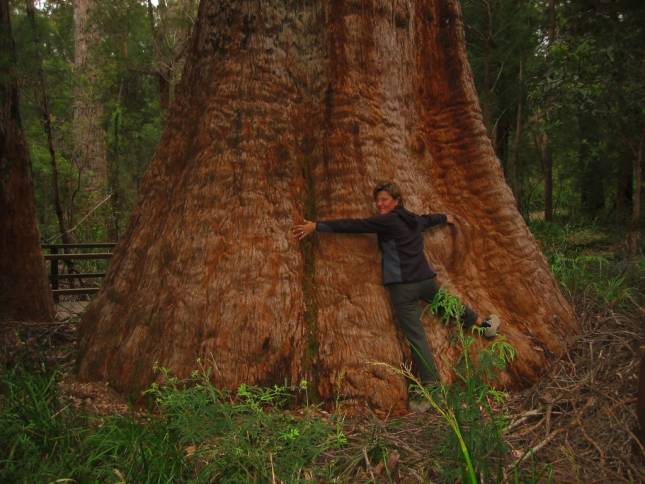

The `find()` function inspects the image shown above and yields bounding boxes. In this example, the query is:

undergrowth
[0,365,344,483]
[421,290,516,483]
[529,220,642,307]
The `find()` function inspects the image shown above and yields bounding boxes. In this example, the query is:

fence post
[50,246,59,303]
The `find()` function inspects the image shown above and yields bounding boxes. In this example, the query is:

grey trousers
[387,278,478,384]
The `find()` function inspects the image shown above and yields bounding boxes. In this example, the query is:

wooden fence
[42,243,116,302]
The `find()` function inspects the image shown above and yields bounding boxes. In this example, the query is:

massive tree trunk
[0,0,55,321]
[78,0,576,411]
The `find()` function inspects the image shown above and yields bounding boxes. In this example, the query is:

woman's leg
[418,278,478,328]
[388,282,437,384]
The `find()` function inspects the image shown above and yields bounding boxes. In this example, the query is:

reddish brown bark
[78,0,576,411]
[0,0,55,321]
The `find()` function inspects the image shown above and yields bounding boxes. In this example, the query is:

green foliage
[424,293,516,482]
[0,365,343,483]
[378,319,516,483]
[426,335,513,483]
[530,220,640,308]
[0,366,189,483]
[0,367,82,483]
[146,368,343,482]
[463,0,645,223]
[427,287,466,324]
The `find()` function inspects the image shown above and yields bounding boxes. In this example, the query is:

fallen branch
[45,193,113,243]
[510,428,565,469]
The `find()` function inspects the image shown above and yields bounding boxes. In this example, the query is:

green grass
[0,365,344,483]
[529,220,642,308]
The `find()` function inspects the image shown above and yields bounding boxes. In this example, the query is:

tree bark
[508,58,523,206]
[78,0,576,411]
[628,129,643,256]
[73,0,107,196]
[0,0,55,321]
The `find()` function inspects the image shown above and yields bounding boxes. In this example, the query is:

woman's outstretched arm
[293,215,392,240]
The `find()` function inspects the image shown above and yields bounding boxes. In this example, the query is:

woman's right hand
[293,220,316,240]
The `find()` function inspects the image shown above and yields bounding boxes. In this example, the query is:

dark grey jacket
[316,207,447,285]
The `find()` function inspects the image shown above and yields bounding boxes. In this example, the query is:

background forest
[9,0,644,246]
[2,0,644,482]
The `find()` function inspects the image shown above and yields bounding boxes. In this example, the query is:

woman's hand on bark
[445,214,456,225]
[293,220,316,240]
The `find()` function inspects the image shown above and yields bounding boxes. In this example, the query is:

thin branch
[46,193,113,243]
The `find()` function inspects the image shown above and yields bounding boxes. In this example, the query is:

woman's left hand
[293,220,316,240]
[445,214,456,225]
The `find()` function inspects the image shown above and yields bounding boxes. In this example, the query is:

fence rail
[42,243,116,302]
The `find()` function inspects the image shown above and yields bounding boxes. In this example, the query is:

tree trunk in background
[508,58,523,206]
[580,139,605,217]
[146,0,197,116]
[480,0,495,148]
[146,0,171,113]
[0,0,55,321]
[540,0,557,223]
[538,132,554,222]
[616,151,633,224]
[107,82,123,241]
[25,0,74,250]
[73,0,107,197]
[628,129,643,256]
[78,0,576,412]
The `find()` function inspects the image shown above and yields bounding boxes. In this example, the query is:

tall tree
[0,0,54,321]
[73,0,107,198]
[146,0,197,114]
[78,0,575,411]
[25,0,74,248]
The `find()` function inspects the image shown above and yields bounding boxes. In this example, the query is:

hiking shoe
[480,314,501,339]
[409,400,432,413]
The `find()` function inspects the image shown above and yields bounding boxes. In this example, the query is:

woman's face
[374,190,399,215]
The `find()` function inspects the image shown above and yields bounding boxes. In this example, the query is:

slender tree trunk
[73,0,107,198]
[541,0,557,222]
[0,0,55,321]
[146,0,195,115]
[616,151,633,224]
[146,0,170,113]
[628,129,644,255]
[107,82,123,241]
[543,136,553,222]
[508,58,523,206]
[579,137,605,217]
[532,129,553,221]
[480,0,495,147]
[78,0,576,411]
[25,0,73,246]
